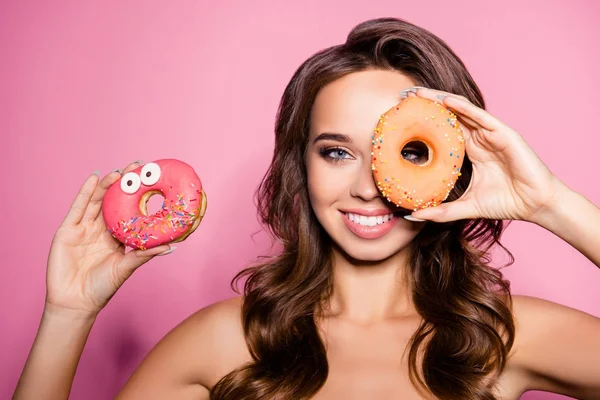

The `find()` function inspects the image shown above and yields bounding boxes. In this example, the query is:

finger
[86,161,143,222]
[455,113,479,133]
[123,160,144,174]
[443,96,503,132]
[61,172,100,226]
[118,244,174,276]
[82,170,122,221]
[409,199,477,223]
[412,87,472,105]
[416,88,502,132]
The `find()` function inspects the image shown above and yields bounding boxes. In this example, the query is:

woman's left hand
[408,87,563,224]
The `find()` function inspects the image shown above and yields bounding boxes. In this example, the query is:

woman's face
[305,69,426,261]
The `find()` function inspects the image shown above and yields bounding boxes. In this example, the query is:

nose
[349,158,381,201]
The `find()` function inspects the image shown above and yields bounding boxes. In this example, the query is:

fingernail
[401,87,425,99]
[157,246,176,256]
[132,160,144,165]
[404,215,426,222]
[112,168,123,174]
[437,94,447,101]
[92,170,100,176]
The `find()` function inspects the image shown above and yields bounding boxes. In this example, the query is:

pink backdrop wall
[1,1,599,399]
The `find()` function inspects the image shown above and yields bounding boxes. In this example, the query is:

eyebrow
[313,132,352,144]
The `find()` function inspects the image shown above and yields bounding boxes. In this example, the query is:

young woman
[14,17,600,400]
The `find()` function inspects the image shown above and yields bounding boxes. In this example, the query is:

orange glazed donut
[371,96,465,211]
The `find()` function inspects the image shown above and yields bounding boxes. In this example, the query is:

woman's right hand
[44,161,173,318]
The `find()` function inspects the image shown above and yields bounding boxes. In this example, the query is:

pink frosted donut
[102,159,207,250]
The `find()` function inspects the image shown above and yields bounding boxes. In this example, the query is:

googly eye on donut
[371,96,465,211]
[102,159,207,250]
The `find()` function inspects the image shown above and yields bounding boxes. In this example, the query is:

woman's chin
[332,238,411,264]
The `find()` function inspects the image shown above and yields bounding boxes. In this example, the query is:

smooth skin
[13,70,600,399]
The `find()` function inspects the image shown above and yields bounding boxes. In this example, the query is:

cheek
[306,159,353,207]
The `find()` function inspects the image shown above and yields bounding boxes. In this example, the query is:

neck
[322,243,417,325]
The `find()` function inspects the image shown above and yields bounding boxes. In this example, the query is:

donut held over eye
[102,159,207,250]
[371,96,465,211]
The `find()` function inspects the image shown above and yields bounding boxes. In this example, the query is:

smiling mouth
[344,212,394,226]
[341,209,410,226]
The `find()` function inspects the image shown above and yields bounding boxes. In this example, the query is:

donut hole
[401,140,432,166]
[139,190,165,216]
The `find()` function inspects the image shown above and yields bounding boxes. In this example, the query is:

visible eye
[318,147,353,162]
[140,162,161,186]
[401,141,430,166]
[120,172,141,194]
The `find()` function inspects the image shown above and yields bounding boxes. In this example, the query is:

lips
[340,210,402,240]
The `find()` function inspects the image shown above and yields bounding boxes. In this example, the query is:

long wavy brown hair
[210,17,515,400]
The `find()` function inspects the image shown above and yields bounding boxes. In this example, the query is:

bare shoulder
[509,293,598,354]
[182,294,250,386]
[507,294,600,397]
[510,293,599,333]
[116,295,251,399]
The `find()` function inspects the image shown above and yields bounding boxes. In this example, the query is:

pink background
[1,1,599,399]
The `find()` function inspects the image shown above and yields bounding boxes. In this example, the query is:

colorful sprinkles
[371,97,465,211]
[107,188,203,250]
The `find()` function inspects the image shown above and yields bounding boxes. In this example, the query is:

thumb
[119,244,174,275]
[410,200,475,223]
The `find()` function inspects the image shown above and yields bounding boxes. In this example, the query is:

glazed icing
[102,159,206,250]
[372,96,465,210]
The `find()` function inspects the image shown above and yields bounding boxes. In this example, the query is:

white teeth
[346,212,394,226]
